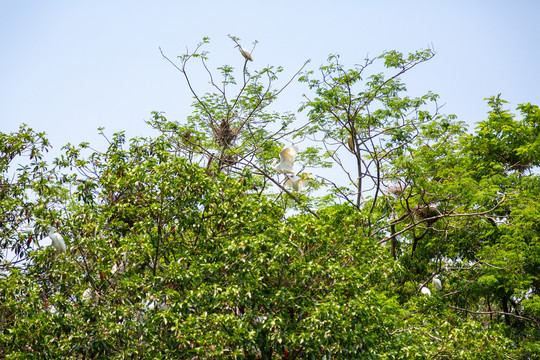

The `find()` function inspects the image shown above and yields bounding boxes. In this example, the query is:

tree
[1,37,538,359]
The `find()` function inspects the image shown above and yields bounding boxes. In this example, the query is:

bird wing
[82,288,92,301]
[50,234,58,251]
[274,146,297,174]
[50,236,59,251]
[279,145,298,164]
[54,233,66,253]
[296,173,314,190]
[285,176,310,191]
[284,177,296,190]
[271,158,279,171]
[242,48,253,61]
[279,163,294,175]
[296,178,308,190]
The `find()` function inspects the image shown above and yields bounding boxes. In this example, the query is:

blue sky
[1,1,539,152]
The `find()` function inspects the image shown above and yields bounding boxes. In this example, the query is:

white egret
[47,227,66,254]
[110,263,121,284]
[271,145,298,175]
[235,44,253,61]
[254,315,267,323]
[420,286,431,296]
[145,300,156,311]
[144,299,168,311]
[284,173,315,191]
[112,261,126,275]
[433,276,442,291]
[82,288,93,302]
[139,297,169,323]
[114,252,129,273]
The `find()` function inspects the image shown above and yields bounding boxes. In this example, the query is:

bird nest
[388,184,407,197]
[212,118,240,148]
[510,160,533,173]
[180,130,193,142]
[412,204,440,220]
[220,154,238,167]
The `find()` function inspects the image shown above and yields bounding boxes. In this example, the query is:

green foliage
[1,39,539,359]
[464,94,540,175]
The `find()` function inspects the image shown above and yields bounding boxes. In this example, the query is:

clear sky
[1,0,540,153]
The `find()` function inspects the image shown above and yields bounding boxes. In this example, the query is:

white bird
[48,227,66,254]
[144,299,168,311]
[235,44,253,61]
[139,298,170,324]
[433,276,442,291]
[420,286,431,296]
[82,288,93,302]
[254,315,267,324]
[284,173,315,191]
[271,145,298,175]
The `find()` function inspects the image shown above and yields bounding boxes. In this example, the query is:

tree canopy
[1,37,539,359]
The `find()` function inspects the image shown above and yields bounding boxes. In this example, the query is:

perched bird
[139,297,170,324]
[284,173,315,191]
[347,134,355,153]
[144,298,169,311]
[433,276,442,291]
[254,315,268,324]
[82,288,93,302]
[419,285,431,296]
[235,44,253,61]
[48,226,66,254]
[271,145,298,175]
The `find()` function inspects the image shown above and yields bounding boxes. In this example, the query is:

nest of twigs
[388,184,407,197]
[510,160,533,173]
[180,130,193,142]
[412,204,440,220]
[220,154,238,167]
[212,118,240,148]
